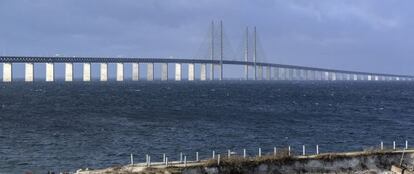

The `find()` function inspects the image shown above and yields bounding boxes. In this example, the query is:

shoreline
[75,149,414,174]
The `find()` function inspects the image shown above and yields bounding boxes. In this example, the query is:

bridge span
[0,56,412,82]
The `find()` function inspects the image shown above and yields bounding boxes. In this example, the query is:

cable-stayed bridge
[0,21,412,82]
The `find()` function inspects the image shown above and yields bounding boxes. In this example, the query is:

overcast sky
[0,0,413,77]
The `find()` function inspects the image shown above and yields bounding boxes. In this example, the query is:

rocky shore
[75,150,414,174]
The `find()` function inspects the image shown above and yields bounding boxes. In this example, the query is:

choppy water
[1,81,414,173]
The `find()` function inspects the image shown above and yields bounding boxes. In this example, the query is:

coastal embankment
[76,150,414,174]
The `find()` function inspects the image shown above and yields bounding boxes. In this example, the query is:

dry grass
[202,147,401,168]
[203,149,295,167]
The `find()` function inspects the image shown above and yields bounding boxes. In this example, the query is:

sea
[1,81,414,173]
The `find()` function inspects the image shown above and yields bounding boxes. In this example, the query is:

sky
[0,0,413,78]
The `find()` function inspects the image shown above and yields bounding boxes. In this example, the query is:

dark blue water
[1,81,414,173]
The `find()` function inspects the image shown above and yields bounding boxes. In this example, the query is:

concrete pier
[188,63,195,81]
[116,63,124,81]
[279,68,285,80]
[324,72,329,81]
[46,63,54,82]
[272,67,278,80]
[209,64,214,80]
[25,63,34,82]
[287,68,293,80]
[175,63,182,81]
[257,66,263,80]
[83,63,91,82]
[200,64,207,81]
[65,63,73,82]
[244,65,248,80]
[332,72,337,81]
[301,70,306,80]
[215,64,221,80]
[132,63,139,81]
[147,63,154,81]
[266,66,271,80]
[100,63,108,82]
[344,73,349,80]
[307,70,313,80]
[3,63,12,82]
[161,63,168,81]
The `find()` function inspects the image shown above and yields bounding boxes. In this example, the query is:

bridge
[0,55,412,82]
[0,21,412,82]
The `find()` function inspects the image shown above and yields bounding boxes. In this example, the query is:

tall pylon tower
[219,20,223,81]
[253,26,257,80]
[209,20,224,81]
[244,27,249,80]
[210,21,215,80]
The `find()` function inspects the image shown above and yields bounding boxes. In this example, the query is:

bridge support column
[132,63,139,81]
[25,63,34,82]
[175,63,182,81]
[147,63,154,81]
[332,72,336,81]
[291,69,296,80]
[200,64,207,81]
[116,63,124,81]
[64,63,73,82]
[188,63,195,81]
[257,66,263,80]
[3,63,12,82]
[278,68,285,80]
[367,75,372,81]
[209,64,214,80]
[83,63,91,82]
[100,63,108,81]
[346,74,351,81]
[266,66,271,80]
[273,67,278,80]
[337,73,342,81]
[244,65,249,80]
[215,64,222,80]
[295,69,300,80]
[299,69,305,80]
[374,76,379,81]
[46,63,54,82]
[324,72,329,81]
[307,70,313,80]
[353,74,358,81]
[161,63,168,81]
[287,68,293,80]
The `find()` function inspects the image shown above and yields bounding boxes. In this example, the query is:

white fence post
[288,146,291,156]
[406,140,408,149]
[302,145,306,156]
[258,148,262,157]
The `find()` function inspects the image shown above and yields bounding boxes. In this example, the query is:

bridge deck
[0,56,411,78]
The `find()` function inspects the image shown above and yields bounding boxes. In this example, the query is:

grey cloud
[0,0,413,76]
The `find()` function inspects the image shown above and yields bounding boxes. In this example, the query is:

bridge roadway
[0,56,412,78]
